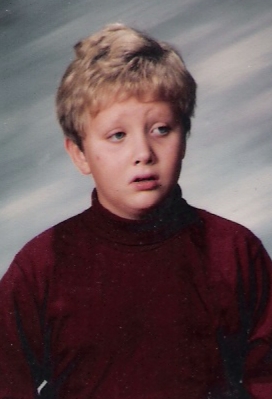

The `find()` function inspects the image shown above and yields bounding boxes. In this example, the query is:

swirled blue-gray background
[1,0,272,276]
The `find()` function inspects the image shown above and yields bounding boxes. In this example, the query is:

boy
[0,23,272,399]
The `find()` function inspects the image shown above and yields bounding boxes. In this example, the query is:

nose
[133,135,155,165]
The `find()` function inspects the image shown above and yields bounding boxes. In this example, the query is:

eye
[109,132,126,142]
[152,125,171,136]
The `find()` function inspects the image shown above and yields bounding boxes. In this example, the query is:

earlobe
[64,138,92,175]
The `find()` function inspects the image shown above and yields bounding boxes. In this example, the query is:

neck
[84,185,199,247]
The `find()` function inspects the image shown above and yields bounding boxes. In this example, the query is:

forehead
[88,92,178,122]
[88,96,178,125]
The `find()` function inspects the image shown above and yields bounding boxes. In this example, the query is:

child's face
[66,97,185,220]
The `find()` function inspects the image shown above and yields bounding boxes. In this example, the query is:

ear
[64,138,92,175]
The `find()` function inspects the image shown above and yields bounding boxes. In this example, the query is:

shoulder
[1,208,94,299]
[12,208,92,270]
[195,207,259,239]
[188,207,272,295]
[190,207,263,258]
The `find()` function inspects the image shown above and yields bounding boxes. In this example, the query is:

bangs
[85,62,186,118]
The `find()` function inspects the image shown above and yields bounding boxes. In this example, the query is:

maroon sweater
[1,187,272,399]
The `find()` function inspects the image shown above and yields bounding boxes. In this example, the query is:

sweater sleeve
[0,255,51,399]
[243,244,272,399]
[215,236,272,399]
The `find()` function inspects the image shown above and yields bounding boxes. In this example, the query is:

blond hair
[56,23,197,150]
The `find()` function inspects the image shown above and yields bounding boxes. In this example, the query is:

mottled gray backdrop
[1,0,272,276]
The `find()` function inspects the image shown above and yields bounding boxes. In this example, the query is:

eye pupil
[110,132,125,141]
[156,126,170,135]
[159,126,167,133]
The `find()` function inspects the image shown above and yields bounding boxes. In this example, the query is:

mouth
[133,176,156,183]
[131,173,158,183]
[131,174,159,190]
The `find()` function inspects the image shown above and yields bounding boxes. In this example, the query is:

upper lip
[130,173,158,183]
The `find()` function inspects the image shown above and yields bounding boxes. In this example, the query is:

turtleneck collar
[84,185,198,247]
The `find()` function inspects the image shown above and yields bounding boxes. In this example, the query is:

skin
[65,97,186,220]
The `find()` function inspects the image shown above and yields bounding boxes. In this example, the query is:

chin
[131,194,166,217]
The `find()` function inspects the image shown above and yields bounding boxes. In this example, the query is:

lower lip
[132,179,159,191]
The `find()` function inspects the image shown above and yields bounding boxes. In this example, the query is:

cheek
[166,138,184,162]
[166,141,184,176]
[175,137,185,160]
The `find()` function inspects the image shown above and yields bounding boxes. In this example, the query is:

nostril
[134,152,155,165]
